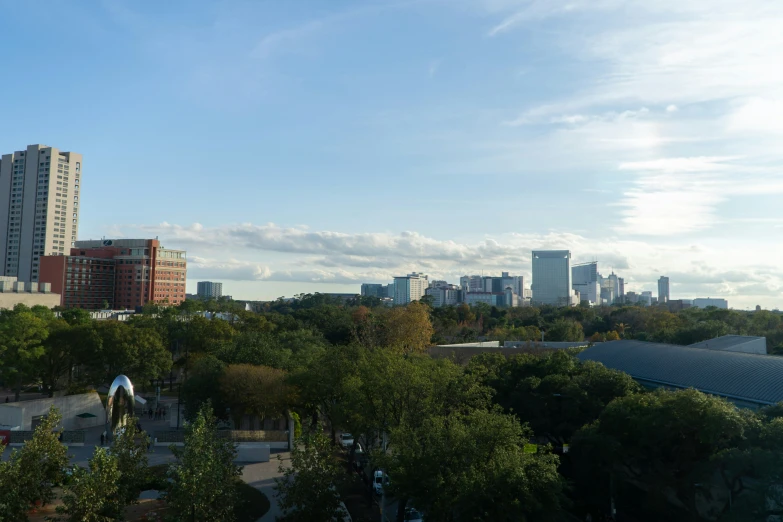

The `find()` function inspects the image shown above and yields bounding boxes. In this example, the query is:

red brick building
[39,238,187,309]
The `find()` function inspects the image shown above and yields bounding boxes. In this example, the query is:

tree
[38,319,76,397]
[57,448,122,522]
[289,345,358,438]
[379,408,565,522]
[383,302,435,354]
[167,402,241,522]
[92,322,171,386]
[470,351,640,444]
[545,318,584,342]
[220,364,293,428]
[108,416,149,507]
[181,355,228,422]
[570,389,749,520]
[275,428,344,521]
[0,305,49,401]
[0,406,68,520]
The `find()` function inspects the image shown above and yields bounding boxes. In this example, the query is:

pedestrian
[149,408,153,420]
[586,514,592,522]
[4,397,8,403]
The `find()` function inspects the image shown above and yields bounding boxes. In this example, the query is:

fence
[154,429,288,444]
[9,430,86,444]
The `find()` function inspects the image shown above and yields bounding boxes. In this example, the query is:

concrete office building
[0,275,60,309]
[572,262,599,305]
[658,276,670,303]
[461,272,523,296]
[693,298,728,309]
[598,272,622,305]
[532,250,576,306]
[393,272,428,305]
[197,281,223,300]
[0,145,83,282]
[459,275,484,293]
[425,284,461,307]
[39,239,187,309]
[640,291,653,306]
[361,283,382,297]
[463,292,506,307]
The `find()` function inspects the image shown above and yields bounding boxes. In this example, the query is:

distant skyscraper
[461,272,523,296]
[393,272,428,305]
[0,144,83,282]
[361,283,386,298]
[572,262,599,305]
[197,281,223,300]
[532,250,573,306]
[658,276,670,303]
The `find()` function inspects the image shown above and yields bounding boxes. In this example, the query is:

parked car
[340,433,354,449]
[373,470,387,495]
[404,508,424,522]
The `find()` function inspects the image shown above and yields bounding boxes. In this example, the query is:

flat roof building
[393,272,428,305]
[532,250,574,306]
[39,238,186,309]
[197,281,223,300]
[0,275,60,309]
[0,145,83,282]
[572,262,599,305]
[692,298,728,309]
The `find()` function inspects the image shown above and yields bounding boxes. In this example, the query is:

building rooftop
[577,340,783,406]
[689,335,767,354]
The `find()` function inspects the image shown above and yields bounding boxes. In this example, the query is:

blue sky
[2,0,782,308]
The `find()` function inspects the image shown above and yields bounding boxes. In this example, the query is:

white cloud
[666,105,678,112]
[113,220,783,309]
[615,157,783,235]
[726,98,783,134]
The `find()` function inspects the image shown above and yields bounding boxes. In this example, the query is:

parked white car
[373,470,387,495]
[404,508,424,522]
[340,433,354,449]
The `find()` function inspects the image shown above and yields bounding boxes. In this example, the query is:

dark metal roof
[689,335,767,354]
[577,340,783,405]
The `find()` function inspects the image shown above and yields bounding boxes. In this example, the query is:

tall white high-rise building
[532,250,574,306]
[0,145,83,282]
[393,272,428,305]
[658,276,670,303]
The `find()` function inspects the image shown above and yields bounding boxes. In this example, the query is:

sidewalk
[241,451,290,522]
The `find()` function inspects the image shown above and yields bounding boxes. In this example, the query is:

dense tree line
[4,294,783,520]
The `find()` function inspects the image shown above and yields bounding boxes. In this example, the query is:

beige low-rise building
[0,275,60,309]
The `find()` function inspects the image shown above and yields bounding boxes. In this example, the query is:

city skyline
[1,1,782,309]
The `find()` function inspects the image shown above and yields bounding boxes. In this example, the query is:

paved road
[241,451,291,522]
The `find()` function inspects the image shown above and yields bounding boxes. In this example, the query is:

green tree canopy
[167,402,242,522]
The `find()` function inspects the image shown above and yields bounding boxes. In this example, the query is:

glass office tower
[532,250,572,306]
